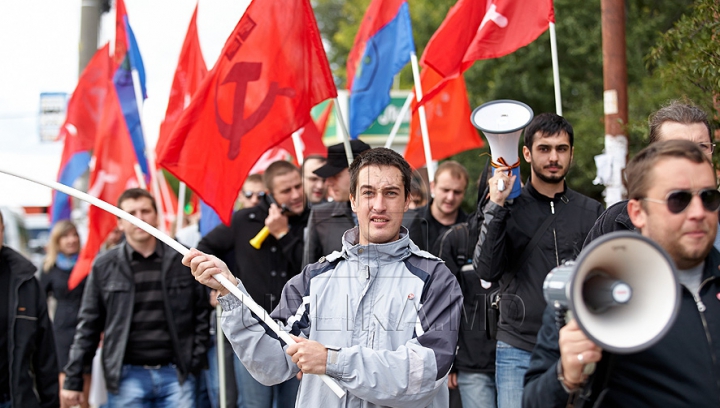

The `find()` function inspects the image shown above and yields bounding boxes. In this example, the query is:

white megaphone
[543,231,680,354]
[470,100,534,199]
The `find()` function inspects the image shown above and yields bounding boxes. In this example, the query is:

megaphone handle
[553,302,570,330]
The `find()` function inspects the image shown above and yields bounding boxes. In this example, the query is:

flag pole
[409,52,435,183]
[0,166,347,399]
[291,131,305,166]
[385,93,413,149]
[549,22,563,116]
[333,97,355,167]
[175,182,187,237]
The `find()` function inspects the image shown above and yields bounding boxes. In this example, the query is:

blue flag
[347,1,414,138]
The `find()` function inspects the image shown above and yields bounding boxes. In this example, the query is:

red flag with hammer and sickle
[157,0,337,224]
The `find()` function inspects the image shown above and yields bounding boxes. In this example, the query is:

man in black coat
[0,210,58,408]
[473,113,604,408]
[524,140,720,407]
[62,189,210,407]
[198,160,308,408]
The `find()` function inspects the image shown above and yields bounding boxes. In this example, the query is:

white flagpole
[549,22,563,116]
[385,93,413,149]
[409,52,435,183]
[291,130,305,166]
[0,167,346,399]
[333,97,354,167]
[175,182,187,237]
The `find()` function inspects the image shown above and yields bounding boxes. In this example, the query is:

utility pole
[78,0,107,74]
[600,0,628,206]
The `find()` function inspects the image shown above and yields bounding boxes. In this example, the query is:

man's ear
[522,145,531,163]
[349,195,356,212]
[627,199,646,231]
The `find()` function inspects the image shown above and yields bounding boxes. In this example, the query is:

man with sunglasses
[524,140,720,407]
[198,160,308,408]
[238,174,267,209]
[584,100,715,246]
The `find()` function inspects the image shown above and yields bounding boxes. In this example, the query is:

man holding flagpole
[185,148,462,408]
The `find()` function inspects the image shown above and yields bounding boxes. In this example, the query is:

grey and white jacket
[219,226,463,407]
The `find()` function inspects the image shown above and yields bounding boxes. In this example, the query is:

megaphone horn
[543,231,680,354]
[470,100,534,199]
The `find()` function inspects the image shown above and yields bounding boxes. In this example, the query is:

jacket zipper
[551,201,559,266]
[692,277,719,398]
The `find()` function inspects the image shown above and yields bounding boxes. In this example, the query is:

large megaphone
[470,100,534,199]
[544,231,680,354]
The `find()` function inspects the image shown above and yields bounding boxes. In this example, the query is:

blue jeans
[233,356,299,408]
[495,341,531,408]
[457,371,497,408]
[107,364,195,408]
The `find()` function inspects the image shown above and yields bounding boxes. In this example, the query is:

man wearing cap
[302,140,371,267]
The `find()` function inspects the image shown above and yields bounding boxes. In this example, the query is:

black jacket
[436,220,497,373]
[582,200,635,247]
[473,182,603,351]
[63,242,210,393]
[2,246,59,408]
[418,200,468,254]
[302,201,428,267]
[198,197,309,312]
[523,248,720,408]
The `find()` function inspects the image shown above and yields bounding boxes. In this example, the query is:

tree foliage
[313,0,705,211]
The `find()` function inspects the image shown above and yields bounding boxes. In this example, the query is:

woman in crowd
[41,220,90,408]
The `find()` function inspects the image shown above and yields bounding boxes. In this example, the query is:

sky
[0,0,250,207]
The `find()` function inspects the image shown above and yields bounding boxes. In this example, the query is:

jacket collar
[525,177,568,202]
[702,247,720,281]
[0,246,36,281]
[328,226,427,267]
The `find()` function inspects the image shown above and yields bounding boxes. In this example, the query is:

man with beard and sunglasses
[472,113,604,408]
[523,140,720,407]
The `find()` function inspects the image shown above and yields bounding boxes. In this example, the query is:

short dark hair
[117,188,157,213]
[648,100,711,144]
[349,148,412,199]
[524,113,574,148]
[302,155,326,174]
[626,139,712,200]
[263,160,300,193]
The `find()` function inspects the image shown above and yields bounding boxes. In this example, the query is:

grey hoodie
[219,226,463,407]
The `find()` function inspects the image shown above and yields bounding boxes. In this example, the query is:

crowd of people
[2,99,720,408]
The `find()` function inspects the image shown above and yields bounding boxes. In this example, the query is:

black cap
[313,139,371,178]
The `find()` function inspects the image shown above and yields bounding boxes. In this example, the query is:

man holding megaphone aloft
[524,140,720,407]
[472,113,604,408]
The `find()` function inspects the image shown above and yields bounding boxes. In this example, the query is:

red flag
[277,115,327,164]
[404,68,483,169]
[51,44,112,224]
[156,4,208,157]
[157,0,336,224]
[419,0,554,103]
[157,170,179,233]
[68,81,141,290]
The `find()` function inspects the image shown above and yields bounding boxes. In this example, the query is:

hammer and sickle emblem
[215,61,295,160]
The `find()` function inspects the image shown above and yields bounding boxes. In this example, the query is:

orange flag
[157,0,336,224]
[404,68,483,169]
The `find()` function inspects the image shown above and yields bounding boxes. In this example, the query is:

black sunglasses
[242,191,266,199]
[643,188,720,214]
